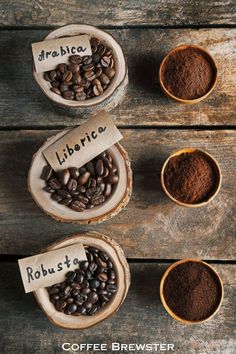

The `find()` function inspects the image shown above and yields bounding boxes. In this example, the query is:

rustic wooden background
[0,1,235,353]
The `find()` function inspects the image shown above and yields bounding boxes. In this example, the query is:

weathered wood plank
[0,262,235,354]
[0,28,235,127]
[0,0,235,27]
[0,129,235,259]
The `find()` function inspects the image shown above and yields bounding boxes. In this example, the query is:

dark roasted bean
[96,159,104,176]
[48,178,61,190]
[41,165,53,181]
[57,189,71,199]
[63,90,74,100]
[55,300,67,312]
[89,262,97,272]
[97,273,108,282]
[83,301,92,310]
[78,172,91,185]
[67,178,77,191]
[70,200,85,212]
[86,162,95,175]
[91,195,105,206]
[107,174,119,184]
[89,279,100,289]
[69,55,82,64]
[50,87,61,95]
[57,169,70,185]
[69,167,80,179]
[88,305,98,315]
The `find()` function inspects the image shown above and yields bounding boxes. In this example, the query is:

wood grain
[0,129,235,259]
[0,0,235,27]
[0,262,235,354]
[0,28,235,127]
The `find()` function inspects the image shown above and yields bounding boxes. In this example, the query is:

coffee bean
[67,304,77,313]
[86,186,101,199]
[57,189,71,199]
[75,92,87,101]
[50,87,61,95]
[91,195,105,206]
[101,56,110,67]
[96,159,104,176]
[76,306,86,315]
[70,200,85,212]
[78,172,91,185]
[83,301,92,310]
[67,178,77,191]
[43,186,54,193]
[88,305,98,315]
[97,273,108,282]
[89,262,97,272]
[75,273,84,284]
[41,165,53,181]
[63,90,74,100]
[86,162,95,175]
[68,63,80,73]
[98,73,110,85]
[69,55,82,64]
[80,261,89,271]
[57,169,70,185]
[89,279,100,289]
[104,183,112,197]
[74,195,89,204]
[55,300,67,312]
[107,174,119,184]
[48,178,61,190]
[106,284,117,293]
[93,84,103,96]
[104,67,115,79]
[59,198,72,206]
[69,167,80,179]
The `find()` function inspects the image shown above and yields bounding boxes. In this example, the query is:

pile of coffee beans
[44,37,116,101]
[41,151,119,211]
[48,246,117,316]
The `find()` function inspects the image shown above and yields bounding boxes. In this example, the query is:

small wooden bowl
[28,128,132,224]
[160,258,224,324]
[159,44,217,104]
[161,148,222,208]
[33,24,128,115]
[34,232,131,329]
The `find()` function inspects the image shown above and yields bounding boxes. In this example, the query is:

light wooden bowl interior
[34,232,131,329]
[160,147,222,208]
[159,258,224,324]
[33,24,127,108]
[159,44,217,104]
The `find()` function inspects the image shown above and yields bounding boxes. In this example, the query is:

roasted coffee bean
[104,67,115,79]
[41,165,53,181]
[86,162,95,175]
[91,195,105,206]
[69,167,80,179]
[78,171,91,185]
[48,178,61,190]
[99,251,109,261]
[89,279,100,289]
[96,159,104,176]
[69,55,82,64]
[75,92,87,101]
[68,63,80,73]
[101,56,110,67]
[98,73,110,85]
[55,300,67,312]
[83,301,92,310]
[107,174,119,184]
[80,261,89,271]
[93,84,103,96]
[86,186,101,199]
[43,186,54,193]
[63,90,74,100]
[97,273,108,282]
[62,70,73,82]
[57,169,70,185]
[104,183,112,197]
[48,286,60,295]
[109,270,116,280]
[66,271,76,284]
[77,185,86,194]
[70,200,85,212]
[75,273,84,284]
[76,306,86,315]
[95,257,107,268]
[81,288,90,295]
[50,87,61,95]
[59,198,72,206]
[67,304,77,313]
[88,305,98,315]
[57,189,71,199]
[88,262,97,272]
[67,178,77,191]
[106,284,117,293]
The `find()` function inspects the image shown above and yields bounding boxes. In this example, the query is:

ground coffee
[164,151,216,204]
[161,47,214,99]
[163,261,221,321]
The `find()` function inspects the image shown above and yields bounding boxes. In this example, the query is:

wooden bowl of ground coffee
[159,45,217,104]
[160,259,224,324]
[161,148,222,207]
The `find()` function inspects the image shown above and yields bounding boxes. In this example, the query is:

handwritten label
[32,34,92,73]
[18,244,87,293]
[43,111,123,171]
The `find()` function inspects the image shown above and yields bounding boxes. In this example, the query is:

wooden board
[0,28,235,128]
[0,0,235,27]
[0,129,235,259]
[0,262,234,354]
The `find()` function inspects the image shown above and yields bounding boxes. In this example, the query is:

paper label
[18,243,87,293]
[43,111,123,172]
[32,34,92,73]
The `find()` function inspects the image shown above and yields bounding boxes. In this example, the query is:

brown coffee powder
[163,261,221,321]
[161,47,214,99]
[164,151,216,204]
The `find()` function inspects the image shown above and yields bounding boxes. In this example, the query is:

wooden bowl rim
[160,147,222,208]
[159,258,224,324]
[33,24,128,108]
[159,44,218,104]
